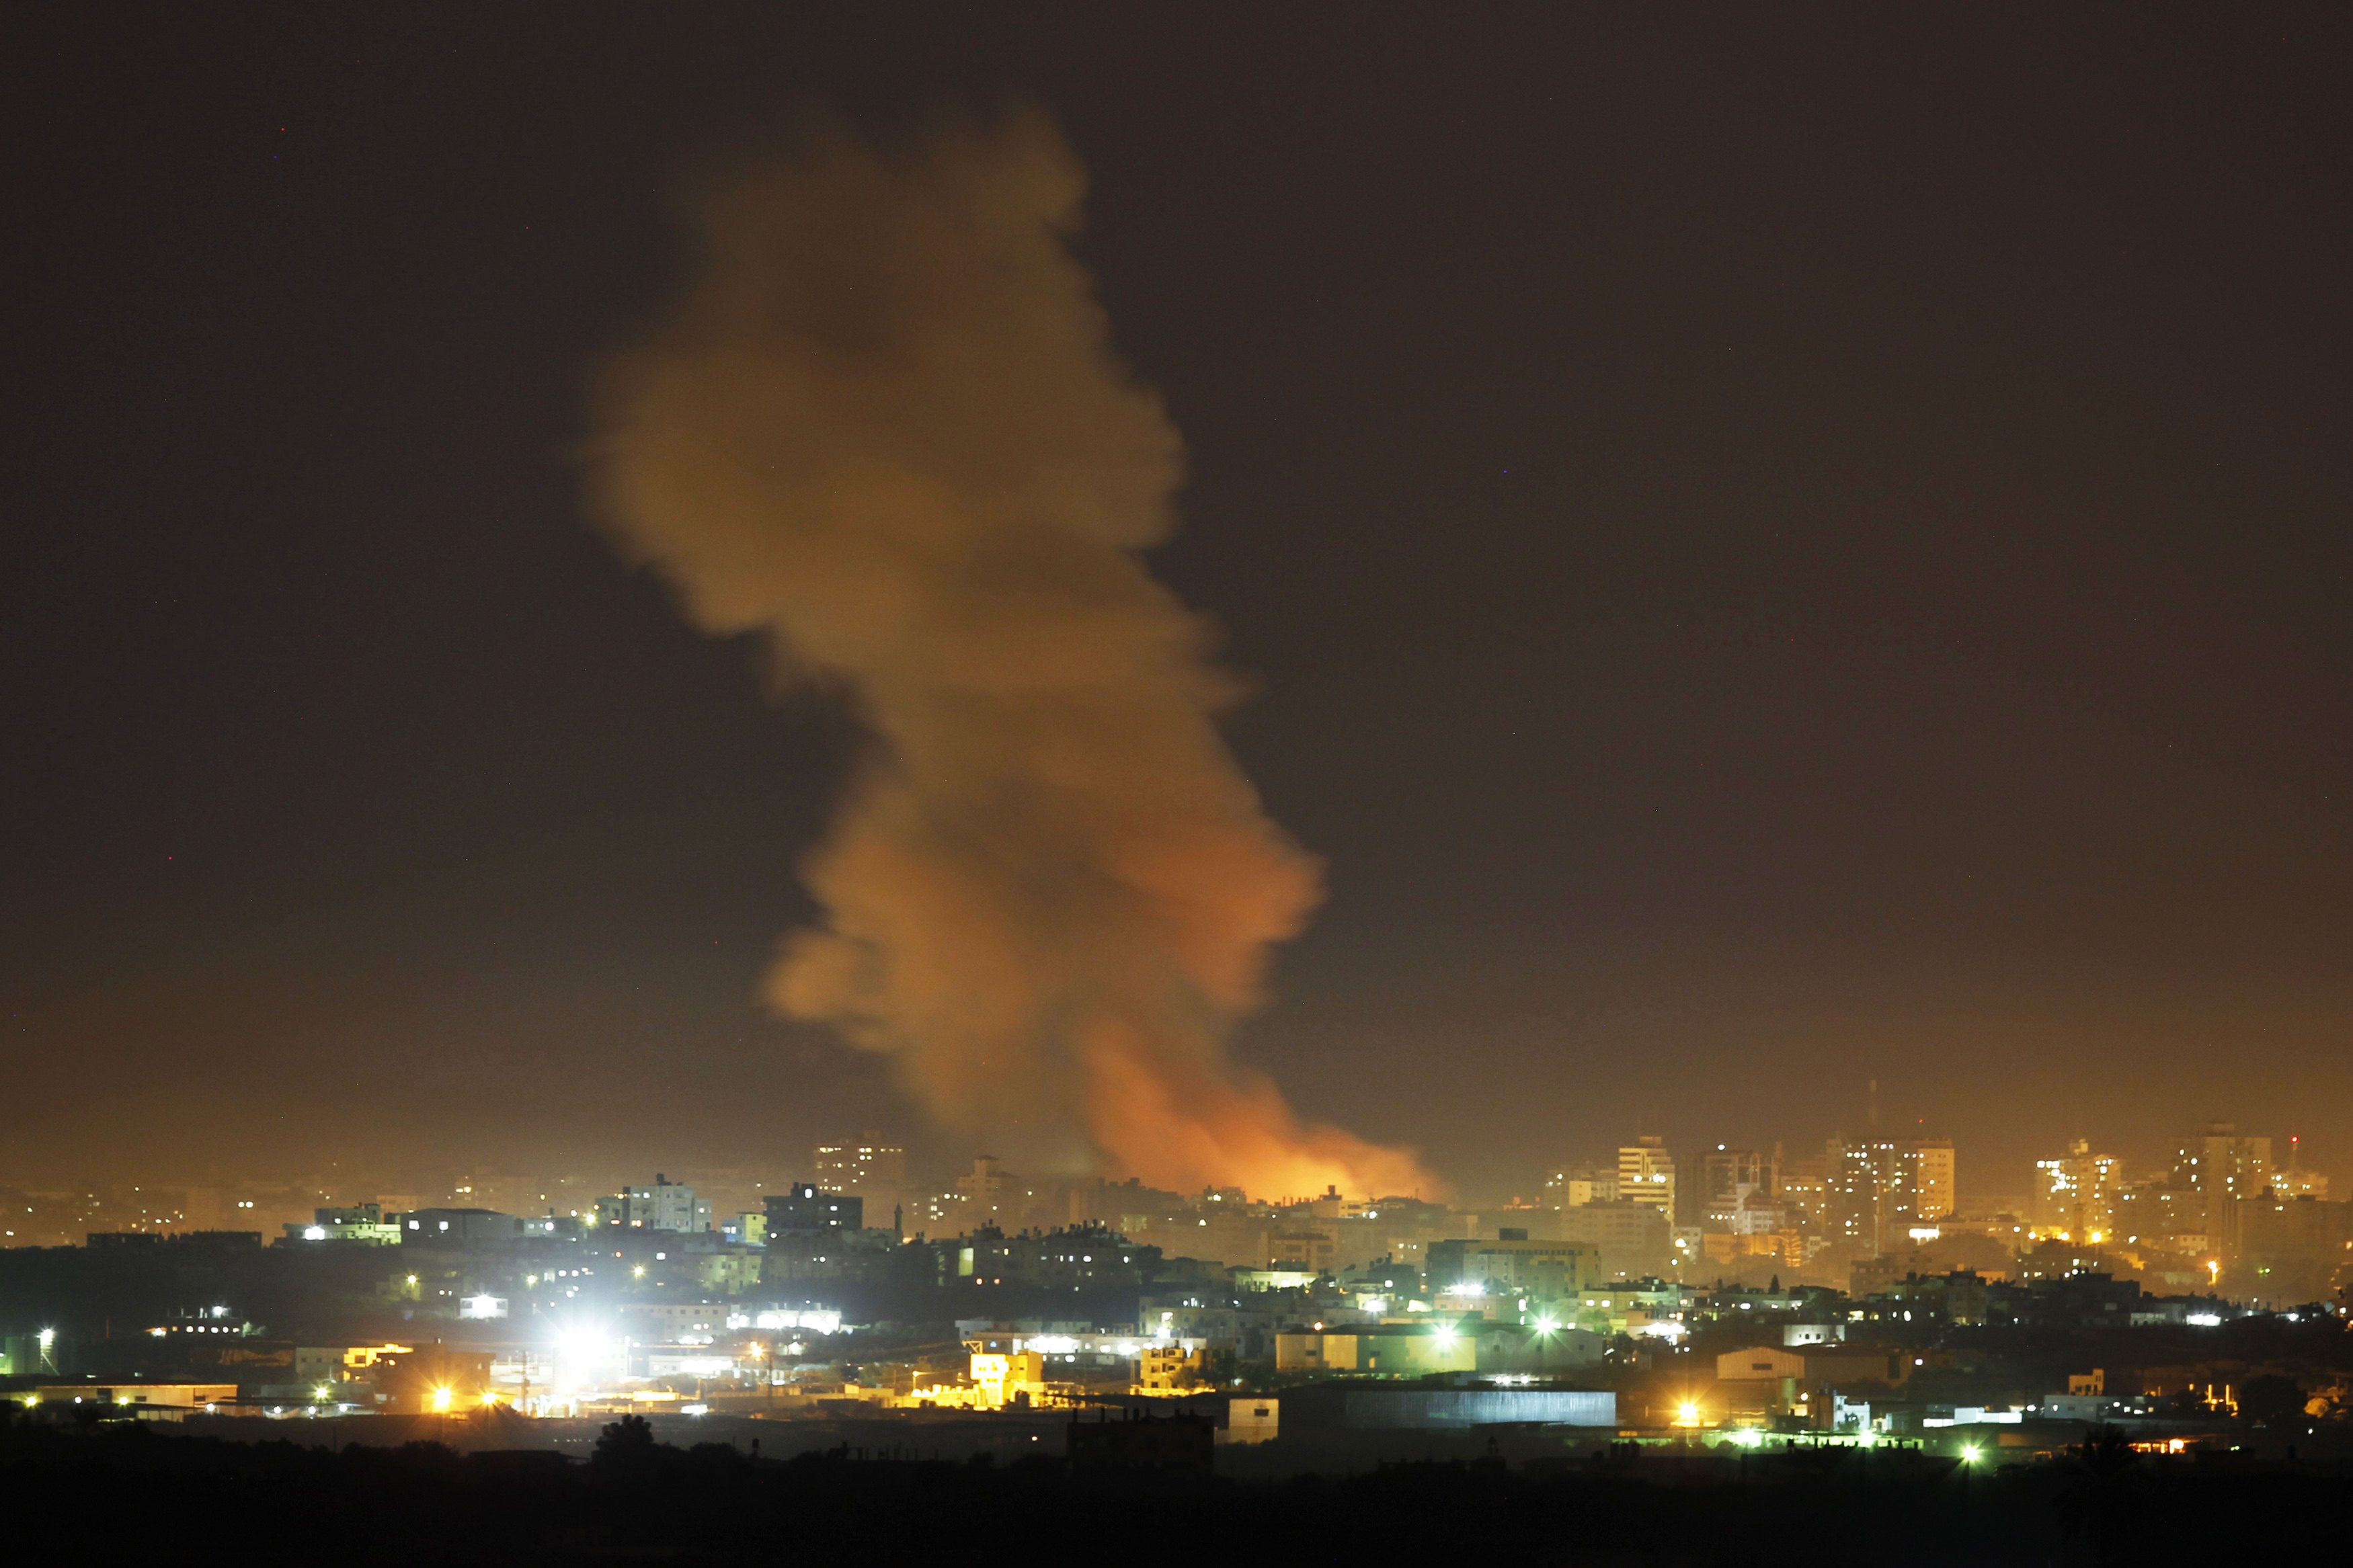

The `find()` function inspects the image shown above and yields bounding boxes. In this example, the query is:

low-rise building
[1568,1278,1694,1335]
[282,1203,403,1246]
[1138,1344,1204,1391]
[1555,1202,1675,1280]
[764,1184,862,1239]
[1472,1322,1606,1372]
[603,1174,711,1235]
[394,1208,520,1245]
[1223,1395,1279,1444]
[1428,1235,1597,1300]
[30,1383,235,1414]
[620,1302,729,1341]
[969,1350,1047,1408]
[1274,1321,1477,1376]
[695,1249,764,1295]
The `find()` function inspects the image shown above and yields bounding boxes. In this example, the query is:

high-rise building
[1618,1137,1676,1218]
[2173,1123,2272,1242]
[2272,1136,2328,1200]
[1697,1147,1775,1226]
[1823,1137,1890,1251]
[953,1156,1017,1222]
[1823,1137,1952,1254]
[2032,1139,2121,1241]
[811,1135,908,1200]
[1542,1163,1620,1209]
[1907,1139,1956,1221]
[1779,1157,1828,1228]
[1555,1200,1675,1280]
[2111,1175,2196,1246]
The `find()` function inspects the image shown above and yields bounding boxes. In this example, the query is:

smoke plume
[594,107,1431,1200]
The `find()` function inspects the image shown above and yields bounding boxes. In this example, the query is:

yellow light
[314,1384,333,1402]
[1962,1444,1981,1463]
[480,1391,499,1407]
[1676,1401,1701,1426]
[633,1265,646,1279]
[430,1387,453,1412]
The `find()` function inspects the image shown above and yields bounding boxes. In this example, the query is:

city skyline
[9,1113,2333,1266]
[6,1093,2344,1239]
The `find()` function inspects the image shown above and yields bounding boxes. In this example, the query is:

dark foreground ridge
[2,1407,2342,1565]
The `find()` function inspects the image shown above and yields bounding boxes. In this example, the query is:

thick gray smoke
[593,106,1429,1199]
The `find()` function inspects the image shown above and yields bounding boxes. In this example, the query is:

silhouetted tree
[2059,1425,2144,1567]
[2238,1374,2307,1426]
[594,1413,656,1462]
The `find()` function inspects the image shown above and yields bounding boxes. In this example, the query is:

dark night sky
[7,6,2350,1198]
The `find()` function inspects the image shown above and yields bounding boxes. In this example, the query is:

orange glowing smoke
[592,106,1431,1200]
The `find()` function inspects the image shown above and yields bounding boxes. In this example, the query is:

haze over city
[12,8,2351,1214]
[9,11,2353,1556]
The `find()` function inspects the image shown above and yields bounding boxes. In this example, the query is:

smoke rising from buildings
[594,107,1431,1200]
